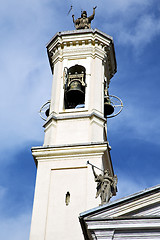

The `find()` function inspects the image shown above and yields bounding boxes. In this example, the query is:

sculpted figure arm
[88,6,97,21]
[72,14,75,23]
[92,165,98,179]
[72,15,80,29]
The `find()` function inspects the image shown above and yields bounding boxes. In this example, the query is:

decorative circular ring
[107,95,123,118]
[39,100,51,121]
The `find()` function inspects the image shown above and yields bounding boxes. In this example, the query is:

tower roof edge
[46,28,117,80]
[46,28,114,49]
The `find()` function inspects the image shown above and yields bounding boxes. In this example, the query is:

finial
[72,6,97,30]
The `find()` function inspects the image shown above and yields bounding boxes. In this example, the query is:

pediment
[81,184,160,220]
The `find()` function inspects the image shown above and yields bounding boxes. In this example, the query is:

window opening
[65,191,70,206]
[64,64,86,109]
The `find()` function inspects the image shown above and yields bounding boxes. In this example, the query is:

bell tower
[43,29,116,146]
[30,10,117,240]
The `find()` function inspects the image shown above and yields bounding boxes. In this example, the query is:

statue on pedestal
[72,7,97,30]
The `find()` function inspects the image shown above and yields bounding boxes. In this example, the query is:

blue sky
[1,0,160,239]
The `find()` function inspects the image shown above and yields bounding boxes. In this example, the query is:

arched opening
[64,64,86,109]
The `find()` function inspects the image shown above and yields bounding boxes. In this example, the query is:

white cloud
[90,0,160,50]
[101,0,151,15]
[118,14,160,49]
[0,0,55,155]
[0,185,31,239]
[112,172,153,201]
[116,177,145,199]
[0,213,31,240]
[108,100,160,147]
[0,186,7,200]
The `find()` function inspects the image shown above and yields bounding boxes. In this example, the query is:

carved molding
[46,29,117,80]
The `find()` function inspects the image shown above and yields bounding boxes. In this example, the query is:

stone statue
[92,166,117,205]
[72,7,97,30]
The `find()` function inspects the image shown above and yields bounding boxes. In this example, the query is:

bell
[45,108,50,117]
[104,97,114,116]
[66,80,85,108]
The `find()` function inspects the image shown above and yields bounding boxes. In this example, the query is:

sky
[1,0,160,239]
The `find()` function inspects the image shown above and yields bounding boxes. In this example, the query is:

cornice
[46,28,117,81]
[43,110,106,129]
[46,29,114,49]
[31,141,110,163]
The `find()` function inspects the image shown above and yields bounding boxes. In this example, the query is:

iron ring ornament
[39,100,51,121]
[106,95,123,118]
[39,95,123,121]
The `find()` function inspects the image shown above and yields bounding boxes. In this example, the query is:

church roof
[80,184,160,239]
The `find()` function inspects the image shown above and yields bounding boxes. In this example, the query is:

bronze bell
[104,96,114,117]
[65,80,85,108]
[45,108,50,117]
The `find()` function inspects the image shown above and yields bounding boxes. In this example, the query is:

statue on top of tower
[72,6,97,30]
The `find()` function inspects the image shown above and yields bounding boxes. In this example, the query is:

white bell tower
[30,28,117,240]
